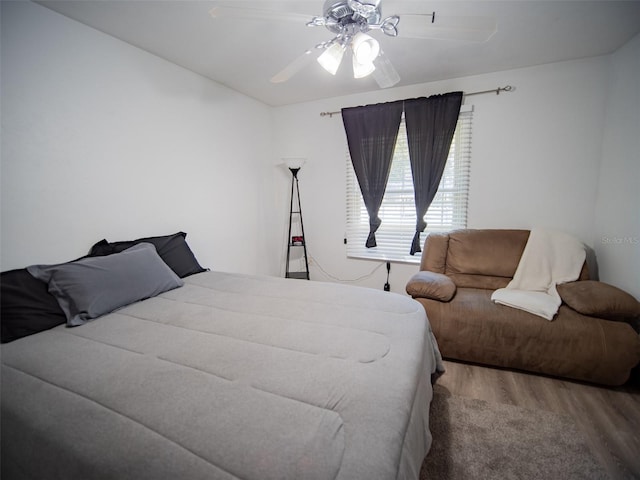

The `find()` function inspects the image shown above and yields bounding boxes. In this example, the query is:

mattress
[1,271,443,480]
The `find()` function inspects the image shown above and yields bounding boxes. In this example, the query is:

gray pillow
[27,243,184,326]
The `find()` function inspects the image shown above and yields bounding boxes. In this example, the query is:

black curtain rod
[319,85,513,118]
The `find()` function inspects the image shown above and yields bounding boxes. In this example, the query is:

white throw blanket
[491,229,586,320]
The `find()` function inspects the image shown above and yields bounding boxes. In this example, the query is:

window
[346,107,472,263]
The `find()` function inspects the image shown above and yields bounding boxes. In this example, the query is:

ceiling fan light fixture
[214,0,500,89]
[352,56,376,78]
[317,41,346,75]
[351,32,380,64]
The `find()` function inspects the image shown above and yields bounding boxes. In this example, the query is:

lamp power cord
[308,254,387,283]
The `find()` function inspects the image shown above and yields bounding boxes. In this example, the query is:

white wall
[594,33,640,299]
[1,1,273,274]
[271,56,611,293]
[3,1,636,298]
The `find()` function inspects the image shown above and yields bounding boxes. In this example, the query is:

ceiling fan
[210,0,497,89]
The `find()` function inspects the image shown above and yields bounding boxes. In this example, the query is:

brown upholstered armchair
[406,229,640,386]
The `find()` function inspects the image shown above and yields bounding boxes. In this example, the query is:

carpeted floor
[420,384,609,479]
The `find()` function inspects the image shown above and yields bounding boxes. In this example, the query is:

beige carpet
[421,385,609,479]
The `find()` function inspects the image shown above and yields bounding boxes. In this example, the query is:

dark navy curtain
[405,92,463,255]
[342,101,403,248]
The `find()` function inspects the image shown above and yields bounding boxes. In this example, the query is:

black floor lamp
[283,158,309,280]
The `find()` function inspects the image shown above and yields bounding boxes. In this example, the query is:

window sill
[346,252,421,265]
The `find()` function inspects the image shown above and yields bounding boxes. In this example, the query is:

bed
[1,233,444,480]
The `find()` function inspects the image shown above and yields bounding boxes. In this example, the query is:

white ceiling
[35,0,640,106]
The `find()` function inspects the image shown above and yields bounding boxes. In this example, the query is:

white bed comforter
[1,271,443,480]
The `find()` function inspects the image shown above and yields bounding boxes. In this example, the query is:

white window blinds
[346,108,473,263]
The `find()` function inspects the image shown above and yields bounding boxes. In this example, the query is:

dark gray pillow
[27,243,184,326]
[1,268,66,343]
[89,232,206,278]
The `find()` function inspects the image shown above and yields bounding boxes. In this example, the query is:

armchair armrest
[406,271,456,302]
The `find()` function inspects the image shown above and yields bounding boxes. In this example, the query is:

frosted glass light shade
[317,43,346,75]
[353,56,376,78]
[372,51,400,87]
[351,32,380,64]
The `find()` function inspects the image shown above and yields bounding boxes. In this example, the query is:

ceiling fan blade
[209,5,311,24]
[372,51,400,88]
[398,14,497,43]
[271,49,316,84]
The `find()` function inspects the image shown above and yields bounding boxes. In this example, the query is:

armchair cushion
[406,271,456,302]
[557,280,640,321]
